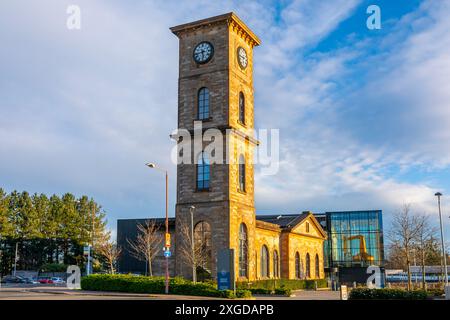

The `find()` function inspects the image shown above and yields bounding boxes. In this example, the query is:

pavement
[255,290,339,300]
[0,284,340,300]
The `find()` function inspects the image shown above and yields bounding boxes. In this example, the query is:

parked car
[1,275,27,283]
[38,277,54,284]
[23,277,39,284]
[50,277,65,284]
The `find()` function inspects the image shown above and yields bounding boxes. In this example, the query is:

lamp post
[190,205,196,283]
[146,162,170,294]
[435,192,448,286]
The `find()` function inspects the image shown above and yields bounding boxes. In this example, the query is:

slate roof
[256,212,310,229]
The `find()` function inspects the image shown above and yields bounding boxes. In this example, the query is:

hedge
[426,289,444,297]
[236,279,327,291]
[81,274,251,299]
[349,288,428,300]
[248,288,292,296]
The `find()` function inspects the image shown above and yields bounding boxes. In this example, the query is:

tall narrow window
[239,223,248,278]
[198,87,210,120]
[197,152,210,191]
[315,254,320,278]
[306,253,311,278]
[194,221,212,280]
[238,92,245,124]
[306,222,310,233]
[295,252,301,279]
[261,245,269,278]
[238,155,245,192]
[273,250,279,278]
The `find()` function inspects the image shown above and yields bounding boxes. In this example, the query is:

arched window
[260,245,269,278]
[194,221,212,278]
[238,155,245,192]
[306,253,311,278]
[295,252,301,279]
[197,152,210,191]
[238,223,248,278]
[273,250,279,278]
[238,92,245,124]
[198,87,210,120]
[315,254,320,278]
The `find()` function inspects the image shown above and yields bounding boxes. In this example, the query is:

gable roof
[256,213,308,228]
[256,212,327,239]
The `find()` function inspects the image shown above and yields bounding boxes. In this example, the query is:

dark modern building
[117,218,176,275]
[315,210,385,285]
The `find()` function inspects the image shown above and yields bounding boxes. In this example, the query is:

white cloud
[253,0,450,234]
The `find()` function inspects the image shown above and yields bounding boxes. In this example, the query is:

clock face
[193,41,214,64]
[237,47,248,69]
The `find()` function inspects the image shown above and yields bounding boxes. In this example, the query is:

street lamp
[146,162,170,294]
[435,192,448,286]
[190,205,196,283]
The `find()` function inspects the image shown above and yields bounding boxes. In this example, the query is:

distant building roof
[117,217,176,228]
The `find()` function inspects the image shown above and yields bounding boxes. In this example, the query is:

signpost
[83,245,92,275]
[163,248,172,258]
[165,233,171,248]
[217,249,235,291]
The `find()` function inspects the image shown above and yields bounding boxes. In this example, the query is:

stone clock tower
[170,13,260,280]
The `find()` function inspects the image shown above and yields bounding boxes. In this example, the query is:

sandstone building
[118,13,327,282]
[170,13,326,281]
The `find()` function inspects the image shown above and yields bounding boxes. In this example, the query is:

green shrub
[250,288,272,295]
[349,288,428,300]
[426,289,444,297]
[236,290,252,298]
[274,288,292,296]
[81,274,252,299]
[221,290,236,299]
[236,279,327,291]
[247,287,291,296]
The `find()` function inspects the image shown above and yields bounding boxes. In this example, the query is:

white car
[50,277,66,284]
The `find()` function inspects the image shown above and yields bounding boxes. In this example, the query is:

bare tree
[415,215,439,290]
[96,240,122,274]
[387,204,422,290]
[126,220,162,277]
[386,243,407,270]
[178,219,208,283]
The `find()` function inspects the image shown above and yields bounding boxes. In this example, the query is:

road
[0,284,339,300]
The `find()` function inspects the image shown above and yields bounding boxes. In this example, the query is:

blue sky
[1,0,450,240]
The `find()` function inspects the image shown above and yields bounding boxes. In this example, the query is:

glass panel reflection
[325,210,384,268]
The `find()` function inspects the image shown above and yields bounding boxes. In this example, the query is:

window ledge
[195,117,212,122]
[237,188,246,195]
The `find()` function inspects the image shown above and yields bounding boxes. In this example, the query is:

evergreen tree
[0,188,110,274]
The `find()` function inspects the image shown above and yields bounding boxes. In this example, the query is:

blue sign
[164,250,171,258]
[217,271,231,291]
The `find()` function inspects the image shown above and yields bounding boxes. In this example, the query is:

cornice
[170,12,261,47]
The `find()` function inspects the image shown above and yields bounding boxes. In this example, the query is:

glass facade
[323,210,384,268]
